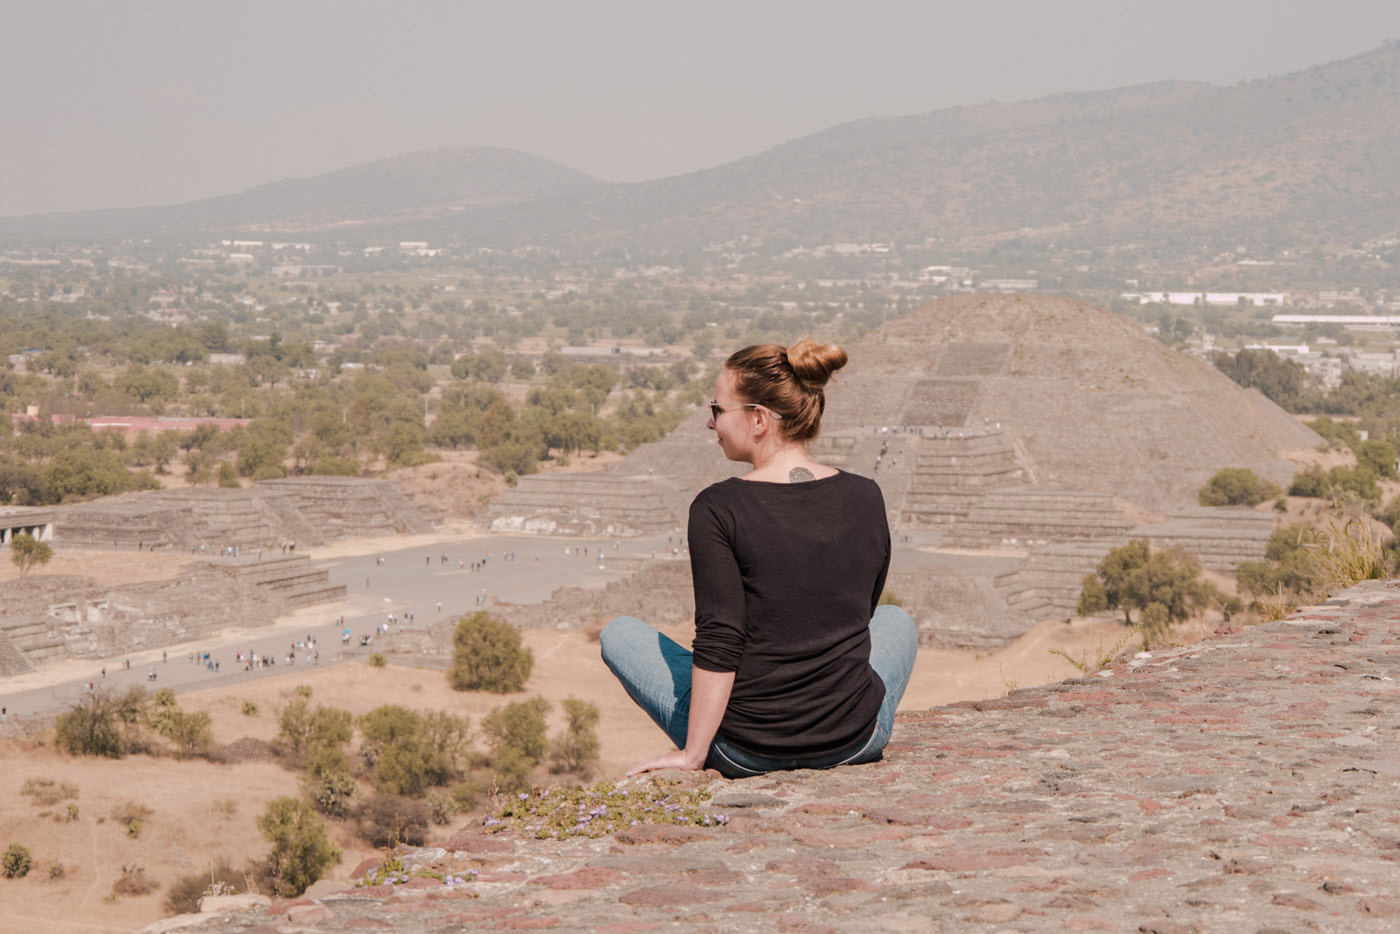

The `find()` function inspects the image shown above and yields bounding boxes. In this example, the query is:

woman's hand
[625,748,706,776]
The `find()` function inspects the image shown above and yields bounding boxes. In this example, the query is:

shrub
[304,749,358,819]
[482,697,550,793]
[1083,540,1216,627]
[369,652,387,668]
[1357,439,1398,479]
[294,684,313,697]
[164,859,244,915]
[3,843,32,878]
[54,689,146,758]
[1307,515,1394,595]
[1288,466,1329,498]
[358,706,470,796]
[257,797,341,897]
[450,612,533,693]
[451,779,481,813]
[310,455,360,477]
[10,532,53,577]
[548,698,601,779]
[1076,573,1108,616]
[355,794,431,848]
[47,861,66,880]
[112,864,158,897]
[1198,468,1281,507]
[112,801,153,839]
[426,790,457,825]
[147,706,213,759]
[276,699,352,767]
[20,778,78,807]
[1289,465,1382,505]
[241,701,259,716]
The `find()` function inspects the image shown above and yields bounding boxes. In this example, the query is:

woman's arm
[626,666,735,775]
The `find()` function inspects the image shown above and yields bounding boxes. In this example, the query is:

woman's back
[689,471,889,758]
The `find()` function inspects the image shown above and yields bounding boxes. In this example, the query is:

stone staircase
[51,503,183,551]
[0,616,68,668]
[994,542,1118,621]
[0,626,37,675]
[1136,508,1274,573]
[898,432,1033,528]
[944,489,1135,549]
[255,478,439,539]
[486,474,676,537]
[222,555,346,610]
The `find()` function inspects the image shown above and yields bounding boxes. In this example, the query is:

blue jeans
[600,604,918,779]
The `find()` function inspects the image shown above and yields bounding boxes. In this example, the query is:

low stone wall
[170,579,1400,933]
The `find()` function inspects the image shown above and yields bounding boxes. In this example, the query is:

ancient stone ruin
[0,478,439,674]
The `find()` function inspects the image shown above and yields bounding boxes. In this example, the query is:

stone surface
[171,580,1400,933]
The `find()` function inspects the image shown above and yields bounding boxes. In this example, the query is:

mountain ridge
[5,42,1400,251]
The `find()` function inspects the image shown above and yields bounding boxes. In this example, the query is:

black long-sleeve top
[688,470,890,759]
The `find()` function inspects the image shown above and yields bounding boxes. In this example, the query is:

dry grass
[1306,514,1391,595]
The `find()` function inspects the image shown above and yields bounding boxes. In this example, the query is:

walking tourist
[601,339,916,779]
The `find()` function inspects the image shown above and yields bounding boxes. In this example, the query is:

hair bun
[786,338,848,390]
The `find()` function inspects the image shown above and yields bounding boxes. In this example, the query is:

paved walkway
[153,580,1400,933]
[0,532,683,720]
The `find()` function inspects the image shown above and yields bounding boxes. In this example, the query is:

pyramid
[489,293,1318,534]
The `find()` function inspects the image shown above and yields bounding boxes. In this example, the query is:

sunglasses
[708,401,782,420]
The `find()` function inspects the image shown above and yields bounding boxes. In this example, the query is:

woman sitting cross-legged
[601,339,917,779]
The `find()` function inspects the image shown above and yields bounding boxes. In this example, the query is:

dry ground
[0,609,1133,934]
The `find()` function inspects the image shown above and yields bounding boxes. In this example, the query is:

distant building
[10,410,252,436]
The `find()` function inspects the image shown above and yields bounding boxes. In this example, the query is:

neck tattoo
[789,466,815,483]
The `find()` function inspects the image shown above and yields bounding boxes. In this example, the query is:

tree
[54,687,147,758]
[481,697,550,792]
[548,697,601,779]
[357,705,470,796]
[10,533,52,577]
[450,612,534,693]
[1083,540,1215,627]
[1198,468,1281,507]
[257,797,340,897]
[276,699,352,767]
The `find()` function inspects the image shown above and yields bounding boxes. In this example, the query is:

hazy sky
[3,0,1399,217]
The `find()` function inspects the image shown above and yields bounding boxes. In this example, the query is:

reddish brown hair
[725,338,848,443]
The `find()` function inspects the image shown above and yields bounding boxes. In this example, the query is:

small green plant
[241,701,259,716]
[3,843,33,878]
[63,803,79,822]
[112,802,152,839]
[357,852,473,889]
[294,684,313,697]
[1049,631,1135,675]
[485,780,729,840]
[47,861,67,880]
[369,652,387,668]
